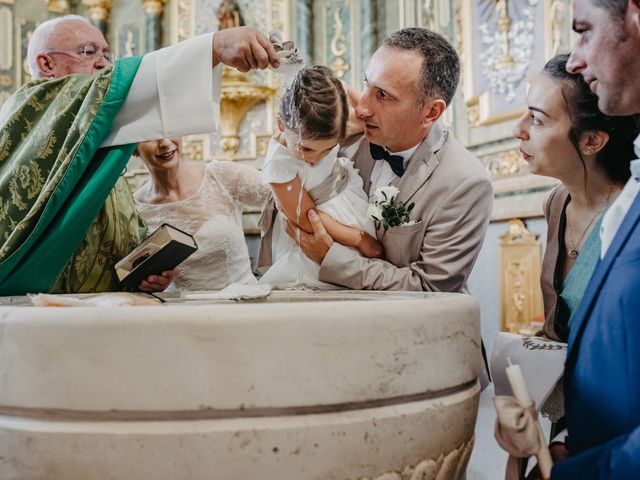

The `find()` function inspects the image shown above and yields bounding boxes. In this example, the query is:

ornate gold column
[216,0,276,160]
[0,0,15,109]
[219,68,276,158]
[495,0,515,69]
[46,0,70,15]
[142,0,167,53]
[81,0,111,36]
[499,219,544,335]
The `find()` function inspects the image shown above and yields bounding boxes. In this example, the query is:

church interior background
[0,0,574,379]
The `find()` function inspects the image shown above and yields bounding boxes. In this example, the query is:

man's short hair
[590,0,628,19]
[383,27,460,107]
[27,14,90,78]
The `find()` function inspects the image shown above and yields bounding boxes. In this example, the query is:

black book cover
[116,224,198,292]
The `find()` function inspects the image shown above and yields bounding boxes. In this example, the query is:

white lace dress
[135,161,270,292]
[259,138,375,289]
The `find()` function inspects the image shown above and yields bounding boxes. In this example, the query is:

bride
[134,137,270,292]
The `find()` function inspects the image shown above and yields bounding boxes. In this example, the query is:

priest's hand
[285,209,334,264]
[213,26,280,72]
[138,270,178,292]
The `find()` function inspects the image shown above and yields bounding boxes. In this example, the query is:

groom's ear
[419,98,446,130]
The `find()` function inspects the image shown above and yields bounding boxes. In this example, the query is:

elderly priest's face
[35,19,111,79]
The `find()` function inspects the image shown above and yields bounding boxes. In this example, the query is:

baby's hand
[357,232,383,258]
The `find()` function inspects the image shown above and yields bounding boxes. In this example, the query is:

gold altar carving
[0,6,11,72]
[142,0,167,16]
[485,149,528,178]
[182,136,205,161]
[170,0,194,43]
[499,219,544,335]
[46,0,70,13]
[217,0,244,29]
[329,8,350,79]
[217,0,275,160]
[220,67,276,159]
[545,0,567,59]
[82,0,112,21]
[495,0,515,69]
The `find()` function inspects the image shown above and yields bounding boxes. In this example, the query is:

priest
[0,15,278,295]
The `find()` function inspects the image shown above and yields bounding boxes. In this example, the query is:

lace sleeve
[210,161,271,208]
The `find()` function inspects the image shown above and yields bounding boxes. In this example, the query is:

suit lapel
[351,139,375,195]
[566,192,640,364]
[393,123,445,205]
[379,124,445,241]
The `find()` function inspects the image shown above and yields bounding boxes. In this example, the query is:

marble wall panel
[117,24,142,58]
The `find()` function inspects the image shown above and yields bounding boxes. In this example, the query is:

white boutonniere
[368,186,415,231]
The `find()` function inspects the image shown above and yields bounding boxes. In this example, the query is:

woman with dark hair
[514,53,640,342]
[501,53,640,477]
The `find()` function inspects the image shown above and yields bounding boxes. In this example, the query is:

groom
[288,28,493,293]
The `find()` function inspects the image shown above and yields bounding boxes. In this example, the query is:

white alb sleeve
[101,32,222,147]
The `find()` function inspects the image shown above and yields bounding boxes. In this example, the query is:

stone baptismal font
[0,290,482,479]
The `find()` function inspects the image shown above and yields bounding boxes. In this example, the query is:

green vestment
[0,56,147,295]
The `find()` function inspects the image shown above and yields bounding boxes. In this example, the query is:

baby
[259,65,381,289]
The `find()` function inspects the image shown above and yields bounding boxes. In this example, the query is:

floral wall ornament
[546,0,567,59]
[485,149,528,178]
[329,7,350,79]
[171,0,194,44]
[478,0,538,102]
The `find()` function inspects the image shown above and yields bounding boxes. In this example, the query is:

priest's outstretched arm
[102,26,279,147]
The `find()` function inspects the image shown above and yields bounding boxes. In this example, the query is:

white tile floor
[466,385,551,479]
[467,385,508,479]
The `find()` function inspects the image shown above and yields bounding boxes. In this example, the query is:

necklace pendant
[568,249,579,259]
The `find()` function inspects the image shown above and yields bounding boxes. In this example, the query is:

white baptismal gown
[136,161,269,292]
[260,139,376,289]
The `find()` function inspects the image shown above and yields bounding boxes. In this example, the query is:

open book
[115,223,198,291]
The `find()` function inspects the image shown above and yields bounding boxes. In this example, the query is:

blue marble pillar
[295,0,314,64]
[82,1,111,37]
[143,0,165,53]
[360,0,379,68]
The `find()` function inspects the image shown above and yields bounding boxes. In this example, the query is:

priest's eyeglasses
[46,45,114,64]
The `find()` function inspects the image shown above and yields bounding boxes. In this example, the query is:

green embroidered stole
[0,56,145,295]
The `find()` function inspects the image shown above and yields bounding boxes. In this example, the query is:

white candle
[505,358,533,408]
[505,358,553,480]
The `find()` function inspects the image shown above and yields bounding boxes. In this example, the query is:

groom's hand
[213,26,280,72]
[285,209,334,264]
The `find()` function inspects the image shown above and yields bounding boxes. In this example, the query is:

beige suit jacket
[319,123,493,292]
